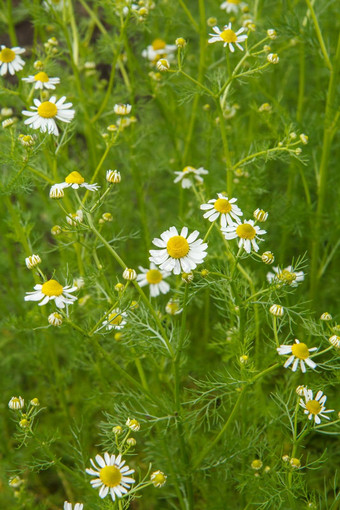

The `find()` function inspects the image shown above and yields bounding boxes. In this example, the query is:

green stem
[305,0,332,71]
[6,0,17,45]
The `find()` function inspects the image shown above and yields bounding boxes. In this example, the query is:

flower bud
[123,268,137,281]
[25,254,41,269]
[8,396,24,410]
[176,37,186,48]
[156,58,170,71]
[251,459,263,470]
[267,53,279,64]
[151,470,167,487]
[126,418,140,431]
[106,169,121,183]
[114,103,132,115]
[48,312,63,326]
[261,251,274,264]
[269,304,284,317]
[253,209,268,222]
[267,29,277,39]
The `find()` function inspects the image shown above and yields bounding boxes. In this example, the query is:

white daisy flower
[66,209,83,226]
[126,418,140,431]
[208,23,248,52]
[142,39,177,64]
[64,502,83,510]
[267,266,305,287]
[102,309,127,331]
[277,339,318,373]
[114,104,131,115]
[8,396,24,410]
[0,45,25,75]
[24,279,78,308]
[173,165,209,189]
[50,171,99,194]
[200,194,243,228]
[22,72,60,89]
[86,452,135,501]
[151,470,167,487]
[222,219,266,253]
[136,263,170,297]
[22,96,75,136]
[299,389,334,425]
[220,0,247,13]
[149,226,208,275]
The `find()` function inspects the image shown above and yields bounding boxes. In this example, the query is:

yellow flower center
[152,39,166,50]
[228,0,240,4]
[291,342,310,360]
[277,270,297,284]
[146,269,163,284]
[0,47,15,63]
[99,466,122,487]
[41,279,64,296]
[34,71,49,82]
[167,236,189,259]
[220,29,237,43]
[305,400,322,415]
[65,171,85,184]
[37,101,57,118]
[108,313,123,326]
[182,166,194,173]
[12,398,20,405]
[153,473,166,484]
[236,223,256,239]
[214,198,232,214]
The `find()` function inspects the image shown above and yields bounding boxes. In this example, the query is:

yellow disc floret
[152,39,166,50]
[182,166,194,173]
[291,342,310,360]
[65,171,85,184]
[0,47,15,63]
[214,198,232,214]
[146,269,163,284]
[34,72,49,82]
[99,466,122,487]
[167,236,189,258]
[277,270,297,285]
[305,400,322,415]
[108,313,123,326]
[220,29,237,43]
[236,223,256,239]
[37,101,57,118]
[42,279,64,296]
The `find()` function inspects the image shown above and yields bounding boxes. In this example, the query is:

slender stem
[82,144,112,204]
[6,0,18,46]
[273,316,280,347]
[305,0,332,71]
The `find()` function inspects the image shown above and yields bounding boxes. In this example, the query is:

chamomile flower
[114,104,131,115]
[22,96,75,136]
[267,266,305,287]
[102,309,127,331]
[151,470,167,487]
[0,45,25,75]
[200,194,243,228]
[86,452,135,501]
[277,339,317,373]
[149,226,208,275]
[66,209,83,226]
[222,219,266,253]
[24,279,78,308]
[136,263,170,297]
[64,503,83,510]
[22,72,60,89]
[8,396,24,410]
[142,39,177,64]
[50,171,99,194]
[220,0,247,13]
[208,23,248,52]
[173,165,209,189]
[299,389,334,425]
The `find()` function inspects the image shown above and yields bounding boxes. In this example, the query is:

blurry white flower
[102,309,127,331]
[267,266,304,287]
[66,209,83,225]
[0,45,25,75]
[25,254,41,269]
[126,418,140,431]
[106,170,121,183]
[123,268,137,281]
[22,72,60,89]
[64,503,83,510]
[114,104,131,115]
[151,470,167,487]
[48,312,63,326]
[137,263,170,297]
[142,39,176,64]
[220,0,246,13]
[8,396,24,410]
[173,165,208,189]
